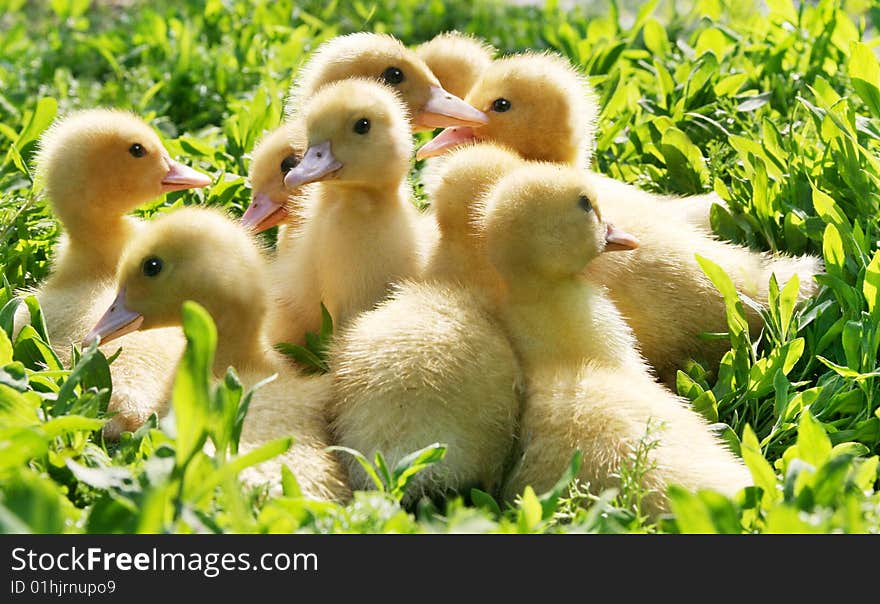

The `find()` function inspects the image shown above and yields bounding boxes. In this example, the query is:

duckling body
[268,79,426,345]
[481,165,751,516]
[329,144,524,502]
[85,208,349,500]
[14,109,211,438]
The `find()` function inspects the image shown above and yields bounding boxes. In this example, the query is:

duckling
[415,31,495,99]
[15,109,211,438]
[84,208,350,501]
[269,78,428,345]
[286,32,489,132]
[329,143,524,503]
[243,32,489,239]
[420,53,823,382]
[480,164,751,515]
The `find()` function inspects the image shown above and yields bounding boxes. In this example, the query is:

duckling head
[283,78,412,191]
[415,31,495,99]
[416,52,598,165]
[287,32,488,131]
[241,121,308,232]
[35,109,211,231]
[84,207,267,346]
[481,164,638,282]
[423,142,523,239]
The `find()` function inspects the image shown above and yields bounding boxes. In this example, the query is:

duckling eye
[492,98,512,113]
[578,195,593,213]
[280,154,300,174]
[142,256,163,277]
[382,66,405,85]
[129,143,147,158]
[353,118,371,135]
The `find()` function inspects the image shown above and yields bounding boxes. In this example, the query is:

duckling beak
[414,86,489,130]
[241,192,289,233]
[604,224,640,252]
[83,288,144,347]
[284,141,342,189]
[415,126,477,160]
[161,158,213,193]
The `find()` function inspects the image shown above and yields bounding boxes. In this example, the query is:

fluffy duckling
[84,208,350,501]
[418,52,599,165]
[415,31,495,99]
[243,32,490,236]
[286,32,488,132]
[480,165,751,515]
[15,109,211,438]
[420,53,823,382]
[269,78,428,345]
[328,143,524,503]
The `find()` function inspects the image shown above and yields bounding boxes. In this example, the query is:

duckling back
[503,364,751,516]
[330,280,521,503]
[237,371,350,502]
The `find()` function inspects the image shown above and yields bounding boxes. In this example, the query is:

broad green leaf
[793,410,832,468]
[848,42,880,119]
[741,425,779,502]
[517,486,542,532]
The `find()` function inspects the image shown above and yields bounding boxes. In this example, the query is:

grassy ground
[1,0,879,533]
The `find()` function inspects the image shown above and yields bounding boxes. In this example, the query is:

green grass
[1,0,880,533]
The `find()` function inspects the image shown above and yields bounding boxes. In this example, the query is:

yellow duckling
[480,164,752,516]
[16,109,211,438]
[420,53,823,382]
[329,143,524,503]
[269,78,427,345]
[84,208,350,501]
[242,32,491,234]
[286,32,488,132]
[415,31,495,99]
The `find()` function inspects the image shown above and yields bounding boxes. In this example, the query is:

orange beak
[415,126,479,160]
[161,158,212,193]
[604,224,640,252]
[241,192,289,233]
[412,86,489,130]
[83,288,144,347]
[284,141,343,189]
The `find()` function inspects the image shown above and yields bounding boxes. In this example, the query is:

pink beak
[161,158,212,193]
[413,86,489,130]
[241,192,289,233]
[83,288,144,347]
[283,141,343,189]
[604,224,640,252]
[416,126,478,160]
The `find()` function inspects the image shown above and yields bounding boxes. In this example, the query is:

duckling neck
[499,274,641,373]
[210,307,278,377]
[320,181,402,207]
[426,234,506,303]
[48,216,140,286]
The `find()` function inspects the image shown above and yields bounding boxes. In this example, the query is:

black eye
[129,143,146,158]
[492,98,512,113]
[142,256,163,277]
[280,154,300,174]
[382,66,405,85]
[578,195,593,213]
[353,118,371,135]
